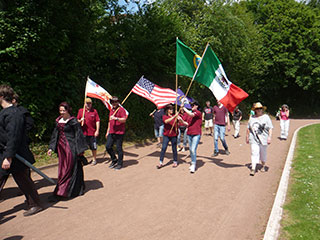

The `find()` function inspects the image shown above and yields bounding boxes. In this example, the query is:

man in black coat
[0,84,42,216]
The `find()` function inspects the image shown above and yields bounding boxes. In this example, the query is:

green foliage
[1,0,320,145]
[281,124,320,239]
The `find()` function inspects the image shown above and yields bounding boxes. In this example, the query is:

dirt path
[1,119,318,240]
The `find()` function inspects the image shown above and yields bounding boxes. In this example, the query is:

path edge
[263,123,316,240]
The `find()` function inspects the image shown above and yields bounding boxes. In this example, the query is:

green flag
[176,38,201,78]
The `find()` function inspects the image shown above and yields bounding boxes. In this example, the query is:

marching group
[0,84,290,216]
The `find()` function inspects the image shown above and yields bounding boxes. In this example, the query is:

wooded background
[1,0,319,142]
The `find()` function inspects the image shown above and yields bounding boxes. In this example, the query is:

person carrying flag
[77,98,100,165]
[106,97,127,170]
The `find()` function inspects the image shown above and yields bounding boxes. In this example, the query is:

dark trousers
[12,168,41,208]
[106,134,124,166]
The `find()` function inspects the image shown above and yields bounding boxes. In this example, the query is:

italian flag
[194,45,248,112]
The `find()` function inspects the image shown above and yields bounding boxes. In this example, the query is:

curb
[263,123,316,240]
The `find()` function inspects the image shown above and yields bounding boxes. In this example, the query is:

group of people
[1,83,290,217]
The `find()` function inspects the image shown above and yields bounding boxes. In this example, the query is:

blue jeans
[177,127,187,147]
[159,136,177,164]
[154,125,164,138]
[214,124,228,153]
[188,135,201,165]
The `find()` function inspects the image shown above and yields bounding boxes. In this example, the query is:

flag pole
[81,76,89,126]
[184,42,210,98]
[169,42,210,134]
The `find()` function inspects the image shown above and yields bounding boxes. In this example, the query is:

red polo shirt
[163,115,178,137]
[77,108,100,136]
[109,106,127,134]
[187,110,202,135]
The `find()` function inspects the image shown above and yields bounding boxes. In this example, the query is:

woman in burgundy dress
[47,102,88,201]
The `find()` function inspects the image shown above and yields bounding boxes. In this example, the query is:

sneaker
[156,163,163,169]
[189,164,195,173]
[23,206,43,217]
[173,162,178,168]
[250,169,255,176]
[181,147,185,152]
[178,147,182,152]
[109,161,117,169]
[91,160,97,166]
[225,150,230,155]
[114,164,122,170]
[212,152,218,157]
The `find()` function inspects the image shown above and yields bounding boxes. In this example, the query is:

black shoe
[114,164,122,170]
[23,206,43,216]
[109,161,117,169]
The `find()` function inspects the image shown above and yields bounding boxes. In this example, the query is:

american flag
[132,76,177,109]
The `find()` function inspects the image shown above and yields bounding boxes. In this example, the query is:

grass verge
[280,124,320,239]
[31,138,156,168]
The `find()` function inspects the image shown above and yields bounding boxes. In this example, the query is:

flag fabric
[176,88,194,109]
[194,46,249,112]
[85,78,128,115]
[176,38,201,78]
[132,76,177,109]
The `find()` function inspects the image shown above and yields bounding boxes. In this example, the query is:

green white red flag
[194,45,248,112]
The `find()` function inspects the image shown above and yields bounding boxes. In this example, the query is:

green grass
[31,138,156,168]
[280,124,320,240]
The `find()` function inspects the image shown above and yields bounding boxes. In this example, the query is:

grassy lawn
[280,124,320,239]
[31,138,156,168]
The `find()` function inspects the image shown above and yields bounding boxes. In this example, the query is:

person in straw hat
[246,102,273,176]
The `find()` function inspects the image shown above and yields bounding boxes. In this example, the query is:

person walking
[106,97,127,170]
[157,104,187,169]
[177,108,188,152]
[77,98,100,165]
[184,101,202,173]
[48,102,88,201]
[279,104,290,140]
[202,101,214,136]
[232,106,242,138]
[212,101,230,156]
[149,108,164,147]
[0,84,42,216]
[246,102,273,176]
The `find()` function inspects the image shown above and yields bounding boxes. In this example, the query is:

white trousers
[251,143,268,170]
[280,119,290,139]
[232,120,240,137]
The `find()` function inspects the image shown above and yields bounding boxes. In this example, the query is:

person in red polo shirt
[157,104,187,169]
[183,101,202,173]
[77,98,100,165]
[106,97,127,170]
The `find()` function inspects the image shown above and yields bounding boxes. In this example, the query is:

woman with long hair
[47,102,88,201]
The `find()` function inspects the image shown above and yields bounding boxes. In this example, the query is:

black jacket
[49,116,88,157]
[0,106,35,177]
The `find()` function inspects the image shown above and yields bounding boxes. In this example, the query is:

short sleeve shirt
[187,110,202,135]
[247,114,273,145]
[203,107,214,120]
[162,115,178,137]
[153,109,165,128]
[213,105,228,125]
[77,108,100,136]
[109,107,127,134]
[233,110,242,121]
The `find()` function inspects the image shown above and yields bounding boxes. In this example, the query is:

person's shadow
[3,235,24,240]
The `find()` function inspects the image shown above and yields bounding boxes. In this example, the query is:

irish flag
[194,45,248,112]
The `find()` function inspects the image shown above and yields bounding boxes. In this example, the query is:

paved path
[1,119,318,240]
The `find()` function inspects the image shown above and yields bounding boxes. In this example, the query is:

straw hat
[252,102,265,110]
[85,98,92,103]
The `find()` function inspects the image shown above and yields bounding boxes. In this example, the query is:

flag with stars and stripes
[132,76,177,109]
